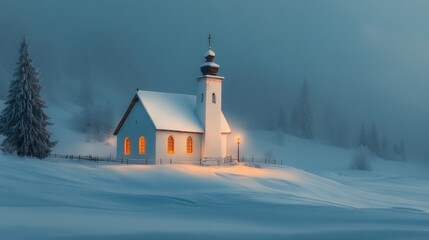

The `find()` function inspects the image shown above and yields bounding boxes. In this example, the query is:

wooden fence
[48,153,285,166]
[238,156,285,165]
[48,153,240,166]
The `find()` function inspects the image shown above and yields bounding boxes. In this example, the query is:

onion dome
[200,34,219,75]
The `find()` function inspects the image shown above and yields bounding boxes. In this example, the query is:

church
[113,38,231,164]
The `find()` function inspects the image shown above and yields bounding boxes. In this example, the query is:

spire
[200,34,219,75]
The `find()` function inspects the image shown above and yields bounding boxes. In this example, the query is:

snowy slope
[0,156,428,240]
[234,129,429,176]
[0,101,429,239]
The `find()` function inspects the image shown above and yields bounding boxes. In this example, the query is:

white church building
[113,41,231,164]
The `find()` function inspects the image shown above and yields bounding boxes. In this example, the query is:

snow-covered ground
[0,156,428,239]
[0,103,428,239]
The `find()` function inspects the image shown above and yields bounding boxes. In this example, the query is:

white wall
[196,75,224,158]
[116,101,156,161]
[155,131,202,164]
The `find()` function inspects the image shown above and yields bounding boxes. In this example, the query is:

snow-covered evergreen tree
[351,145,371,171]
[0,38,56,159]
[291,81,313,139]
[0,66,8,100]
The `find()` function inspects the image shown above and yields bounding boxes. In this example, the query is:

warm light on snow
[105,163,300,181]
[104,136,116,147]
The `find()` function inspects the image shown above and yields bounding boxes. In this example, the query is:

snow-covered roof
[200,62,220,68]
[116,90,230,134]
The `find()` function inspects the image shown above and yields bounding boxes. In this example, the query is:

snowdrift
[0,156,428,239]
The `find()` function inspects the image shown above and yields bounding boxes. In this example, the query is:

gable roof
[114,90,231,135]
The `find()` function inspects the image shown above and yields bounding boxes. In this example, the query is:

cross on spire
[208,34,212,49]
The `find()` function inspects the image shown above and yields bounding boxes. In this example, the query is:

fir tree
[0,38,56,159]
[368,123,380,156]
[323,103,335,144]
[399,138,407,161]
[357,125,367,148]
[277,106,287,133]
[291,80,313,139]
[336,117,349,148]
[381,135,390,159]
[0,67,7,100]
[393,142,399,156]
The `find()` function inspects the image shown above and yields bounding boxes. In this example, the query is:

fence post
[160,158,162,165]
[281,159,283,165]
[146,158,148,165]
[121,157,123,164]
[200,158,202,165]
[170,159,172,164]
[265,158,267,164]
[252,156,254,162]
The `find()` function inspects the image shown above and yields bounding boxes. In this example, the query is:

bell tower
[196,34,224,158]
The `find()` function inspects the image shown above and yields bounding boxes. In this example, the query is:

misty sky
[0,0,428,158]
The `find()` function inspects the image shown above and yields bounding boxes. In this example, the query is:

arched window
[212,93,216,103]
[139,136,146,154]
[186,136,193,154]
[201,93,204,102]
[124,137,131,155]
[167,136,174,154]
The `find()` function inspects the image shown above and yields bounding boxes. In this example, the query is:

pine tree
[323,103,335,144]
[277,106,287,133]
[0,67,7,100]
[336,117,349,148]
[357,125,367,147]
[291,80,313,139]
[393,142,399,155]
[0,38,56,159]
[381,135,390,159]
[369,123,380,156]
[399,138,407,161]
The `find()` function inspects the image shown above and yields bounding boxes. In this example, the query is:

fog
[0,0,428,159]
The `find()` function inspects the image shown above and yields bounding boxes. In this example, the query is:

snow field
[0,101,429,239]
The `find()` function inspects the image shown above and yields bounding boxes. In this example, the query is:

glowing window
[139,136,146,154]
[186,136,193,154]
[124,137,131,155]
[212,93,216,103]
[167,136,174,154]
